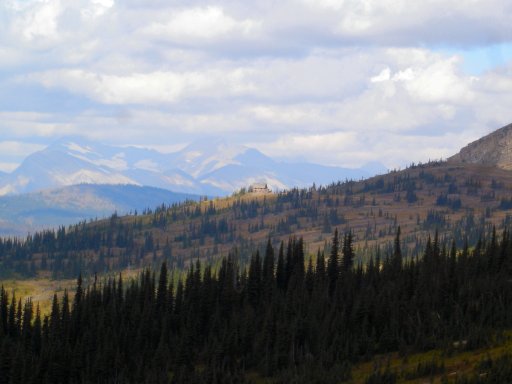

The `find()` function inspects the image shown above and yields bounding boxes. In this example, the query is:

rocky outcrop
[449,123,512,170]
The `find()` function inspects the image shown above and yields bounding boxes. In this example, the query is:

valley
[4,125,512,383]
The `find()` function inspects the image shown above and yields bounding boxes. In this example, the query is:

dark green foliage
[423,209,447,230]
[437,193,462,210]
[342,231,354,272]
[499,197,512,210]
[327,228,339,295]
[406,184,418,203]
[4,228,512,382]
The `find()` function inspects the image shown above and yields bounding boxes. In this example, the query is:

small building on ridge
[249,183,271,194]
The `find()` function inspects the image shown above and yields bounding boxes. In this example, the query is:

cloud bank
[0,0,511,171]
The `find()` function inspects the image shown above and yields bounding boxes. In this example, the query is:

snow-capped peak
[0,136,383,197]
[65,142,95,155]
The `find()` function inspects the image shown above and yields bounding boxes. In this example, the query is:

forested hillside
[4,160,512,383]
[2,229,512,383]
[2,161,512,279]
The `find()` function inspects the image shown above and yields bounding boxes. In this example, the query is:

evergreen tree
[391,226,402,275]
[4,227,512,383]
[327,228,339,295]
[342,231,354,272]
[315,249,325,284]
[276,242,286,291]
[262,238,275,299]
[156,261,169,314]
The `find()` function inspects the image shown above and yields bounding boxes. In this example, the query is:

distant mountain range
[0,137,387,197]
[0,137,386,234]
[2,121,512,236]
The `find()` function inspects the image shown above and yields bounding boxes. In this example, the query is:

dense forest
[3,227,512,383]
[3,161,512,279]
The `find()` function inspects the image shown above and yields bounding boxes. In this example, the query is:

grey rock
[449,123,512,169]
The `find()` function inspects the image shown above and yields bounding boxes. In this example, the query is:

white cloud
[254,130,478,169]
[302,0,512,45]
[10,46,512,168]
[12,0,62,41]
[141,6,260,41]
[0,141,45,157]
[371,68,391,83]
[0,0,512,172]
[263,131,358,155]
[0,47,26,68]
[392,68,414,82]
[479,71,512,93]
[367,54,475,104]
[26,67,256,104]
[82,0,114,18]
[0,141,46,172]
[402,57,474,103]
[0,112,74,137]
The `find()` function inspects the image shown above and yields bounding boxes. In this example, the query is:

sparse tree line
[2,163,512,280]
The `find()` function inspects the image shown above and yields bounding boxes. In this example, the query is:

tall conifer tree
[327,228,339,295]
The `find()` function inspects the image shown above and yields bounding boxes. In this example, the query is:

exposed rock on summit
[449,123,512,170]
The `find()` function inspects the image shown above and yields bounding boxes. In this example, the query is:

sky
[0,0,511,173]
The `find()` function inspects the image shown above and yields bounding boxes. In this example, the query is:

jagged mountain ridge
[449,122,512,169]
[0,137,386,197]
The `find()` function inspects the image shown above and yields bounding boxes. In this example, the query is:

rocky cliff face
[449,123,512,170]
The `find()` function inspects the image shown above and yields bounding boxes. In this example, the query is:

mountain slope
[4,156,512,279]
[7,123,512,275]
[449,122,512,169]
[196,148,373,193]
[0,184,198,236]
[0,137,385,197]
